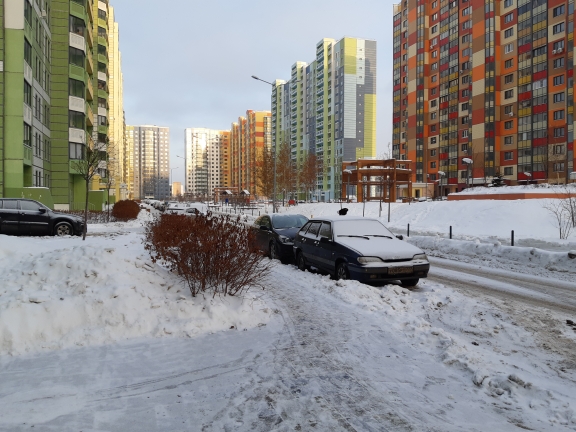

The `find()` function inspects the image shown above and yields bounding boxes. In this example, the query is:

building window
[504,167,513,175]
[504,43,514,54]
[553,40,565,51]
[504,121,513,129]
[24,123,32,147]
[553,75,565,86]
[462,130,469,137]
[553,23,565,34]
[461,143,468,152]
[504,13,514,23]
[431,112,437,119]
[553,5,565,16]
[69,142,85,160]
[69,111,85,129]
[504,0,513,7]
[504,136,513,145]
[431,50,438,58]
[430,100,437,107]
[431,149,437,156]
[553,144,565,155]
[505,59,513,68]
[431,25,438,34]
[24,81,32,106]
[505,89,514,99]
[553,110,565,120]
[431,75,437,82]
[504,74,514,84]
[462,34,470,43]
[504,151,513,160]
[504,28,514,38]
[504,105,513,114]
[69,47,85,67]
[431,87,437,95]
[554,58,565,68]
[553,162,565,172]
[69,79,85,98]
[24,38,32,66]
[431,62,438,70]
[462,102,469,111]
[553,92,565,103]
[554,127,565,137]
[431,162,437,169]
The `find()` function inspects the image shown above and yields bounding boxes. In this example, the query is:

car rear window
[334,220,394,237]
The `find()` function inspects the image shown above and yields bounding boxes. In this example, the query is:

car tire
[54,222,73,236]
[269,241,279,260]
[296,252,308,271]
[401,278,419,287]
[335,262,349,281]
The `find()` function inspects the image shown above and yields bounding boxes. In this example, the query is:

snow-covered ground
[1,196,575,430]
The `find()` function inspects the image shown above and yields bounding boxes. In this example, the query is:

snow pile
[457,183,576,195]
[0,231,271,357]
[273,263,576,429]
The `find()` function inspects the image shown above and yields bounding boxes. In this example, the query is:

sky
[111,0,397,185]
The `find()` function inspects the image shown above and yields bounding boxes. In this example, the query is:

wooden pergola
[341,159,413,202]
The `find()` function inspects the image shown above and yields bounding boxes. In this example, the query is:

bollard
[407,223,410,237]
[449,226,452,239]
[511,230,514,246]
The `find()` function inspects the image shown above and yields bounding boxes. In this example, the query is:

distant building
[128,125,170,200]
[171,181,182,196]
[184,128,224,198]
[271,37,377,201]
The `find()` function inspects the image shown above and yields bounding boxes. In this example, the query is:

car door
[0,200,20,235]
[253,216,271,252]
[315,222,336,273]
[19,200,50,236]
[300,221,323,267]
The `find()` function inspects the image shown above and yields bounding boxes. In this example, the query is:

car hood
[53,211,82,220]
[274,226,300,239]
[336,236,424,260]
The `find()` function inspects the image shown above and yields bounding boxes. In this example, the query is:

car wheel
[269,241,279,260]
[296,252,308,271]
[335,262,349,281]
[401,278,419,287]
[54,222,73,236]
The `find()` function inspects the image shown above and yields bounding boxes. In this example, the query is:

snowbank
[0,229,272,357]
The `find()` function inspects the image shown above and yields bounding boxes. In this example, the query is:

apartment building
[129,125,169,200]
[184,128,223,198]
[1,0,54,205]
[0,0,122,210]
[272,37,377,201]
[229,110,271,197]
[393,0,575,195]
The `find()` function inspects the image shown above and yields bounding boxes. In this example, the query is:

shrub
[112,200,141,221]
[144,212,271,298]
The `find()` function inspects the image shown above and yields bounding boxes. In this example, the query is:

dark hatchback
[293,216,430,286]
[252,214,309,261]
[0,199,84,236]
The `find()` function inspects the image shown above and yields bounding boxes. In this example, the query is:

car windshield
[334,220,394,237]
[272,215,308,229]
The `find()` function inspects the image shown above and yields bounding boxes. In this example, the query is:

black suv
[0,199,84,236]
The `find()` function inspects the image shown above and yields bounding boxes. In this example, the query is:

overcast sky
[112,0,396,185]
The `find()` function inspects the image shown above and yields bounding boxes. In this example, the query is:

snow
[457,183,576,195]
[1,197,576,430]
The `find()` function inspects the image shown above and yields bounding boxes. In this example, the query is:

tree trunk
[83,180,89,241]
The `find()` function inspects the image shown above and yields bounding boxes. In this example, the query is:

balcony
[86,103,94,126]
[69,96,85,113]
[23,145,32,166]
[85,72,94,101]
[23,103,32,125]
[69,128,86,144]
[69,32,85,52]
[86,51,94,74]
[97,71,107,82]
[98,54,108,65]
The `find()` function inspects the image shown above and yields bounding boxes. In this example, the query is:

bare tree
[256,145,274,200]
[543,198,573,240]
[71,147,106,240]
[299,152,318,202]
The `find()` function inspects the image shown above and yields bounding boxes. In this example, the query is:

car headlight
[278,235,292,244]
[413,253,428,261]
[357,256,383,264]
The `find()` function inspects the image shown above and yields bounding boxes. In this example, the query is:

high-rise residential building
[393,0,575,196]
[1,0,54,205]
[184,128,224,198]
[51,0,102,210]
[219,130,230,188]
[106,4,125,201]
[1,0,122,210]
[171,181,182,196]
[130,125,170,200]
[229,110,272,197]
[272,37,377,201]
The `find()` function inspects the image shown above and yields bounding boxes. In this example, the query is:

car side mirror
[259,225,269,231]
[39,208,47,214]
[396,235,404,240]
[320,236,331,243]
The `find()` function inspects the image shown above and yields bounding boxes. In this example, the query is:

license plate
[389,266,413,275]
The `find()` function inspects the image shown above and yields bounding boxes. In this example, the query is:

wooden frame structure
[341,159,413,202]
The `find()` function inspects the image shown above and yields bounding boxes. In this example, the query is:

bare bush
[543,199,573,239]
[144,212,271,298]
[112,200,141,221]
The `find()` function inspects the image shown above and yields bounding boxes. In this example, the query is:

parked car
[293,216,429,286]
[252,214,309,261]
[0,198,84,237]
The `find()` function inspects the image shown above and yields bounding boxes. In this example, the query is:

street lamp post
[386,175,391,223]
[343,169,352,203]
